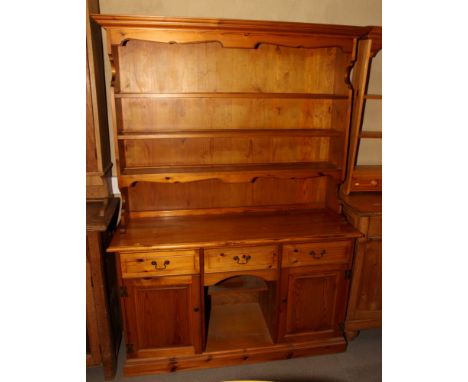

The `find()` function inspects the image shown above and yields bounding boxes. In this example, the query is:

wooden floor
[206,302,273,352]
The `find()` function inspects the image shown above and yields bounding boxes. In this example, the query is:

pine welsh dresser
[92,14,378,376]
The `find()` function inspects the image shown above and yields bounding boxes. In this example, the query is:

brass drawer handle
[309,249,326,259]
[233,254,251,264]
[150,260,170,270]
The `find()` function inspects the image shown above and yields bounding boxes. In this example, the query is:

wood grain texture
[117,98,339,132]
[121,136,331,168]
[86,1,112,199]
[204,246,278,273]
[341,29,382,194]
[119,163,341,187]
[126,177,328,213]
[92,14,372,52]
[282,240,352,268]
[122,337,346,376]
[278,266,350,343]
[108,209,361,252]
[117,41,342,93]
[122,275,202,358]
[120,250,199,278]
[85,194,120,380]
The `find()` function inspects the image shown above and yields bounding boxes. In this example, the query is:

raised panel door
[278,266,349,343]
[122,275,202,358]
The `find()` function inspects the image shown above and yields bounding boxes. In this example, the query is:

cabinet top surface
[92,14,379,38]
[108,209,361,252]
[340,192,382,215]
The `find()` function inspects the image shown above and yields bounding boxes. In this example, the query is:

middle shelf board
[117,129,343,140]
[118,162,342,186]
[114,92,350,100]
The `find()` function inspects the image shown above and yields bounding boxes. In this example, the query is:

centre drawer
[120,250,199,278]
[204,246,278,273]
[282,240,352,268]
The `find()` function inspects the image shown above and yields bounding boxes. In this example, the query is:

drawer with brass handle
[120,250,199,278]
[204,246,278,273]
[282,241,352,268]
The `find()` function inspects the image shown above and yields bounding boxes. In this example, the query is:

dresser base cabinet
[109,212,359,377]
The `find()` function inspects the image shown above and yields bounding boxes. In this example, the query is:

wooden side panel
[341,39,372,195]
[127,177,327,212]
[118,98,335,132]
[86,53,98,172]
[118,42,341,93]
[122,137,330,167]
[348,240,382,321]
[86,237,101,366]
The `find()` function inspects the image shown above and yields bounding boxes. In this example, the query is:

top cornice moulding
[91,14,378,38]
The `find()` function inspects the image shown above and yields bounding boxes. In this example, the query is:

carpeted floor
[87,329,382,382]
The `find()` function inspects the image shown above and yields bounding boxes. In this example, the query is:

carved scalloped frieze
[107,28,356,52]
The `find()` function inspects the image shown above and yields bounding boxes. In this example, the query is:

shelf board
[119,162,341,186]
[364,94,382,100]
[360,131,382,139]
[117,129,342,140]
[114,92,349,100]
[205,302,273,352]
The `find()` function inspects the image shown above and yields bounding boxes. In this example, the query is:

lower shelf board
[206,302,273,352]
[123,336,347,376]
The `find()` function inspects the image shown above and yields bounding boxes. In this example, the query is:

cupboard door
[121,275,202,358]
[347,239,382,323]
[278,266,349,342]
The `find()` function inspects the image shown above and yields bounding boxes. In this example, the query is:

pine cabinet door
[278,266,349,342]
[121,275,202,358]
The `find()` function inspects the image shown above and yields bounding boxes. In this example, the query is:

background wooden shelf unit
[342,27,382,194]
[339,28,382,341]
[360,131,382,139]
[363,94,382,100]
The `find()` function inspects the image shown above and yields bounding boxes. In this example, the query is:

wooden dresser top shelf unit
[92,14,379,376]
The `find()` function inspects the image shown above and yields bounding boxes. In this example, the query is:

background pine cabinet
[341,193,382,339]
